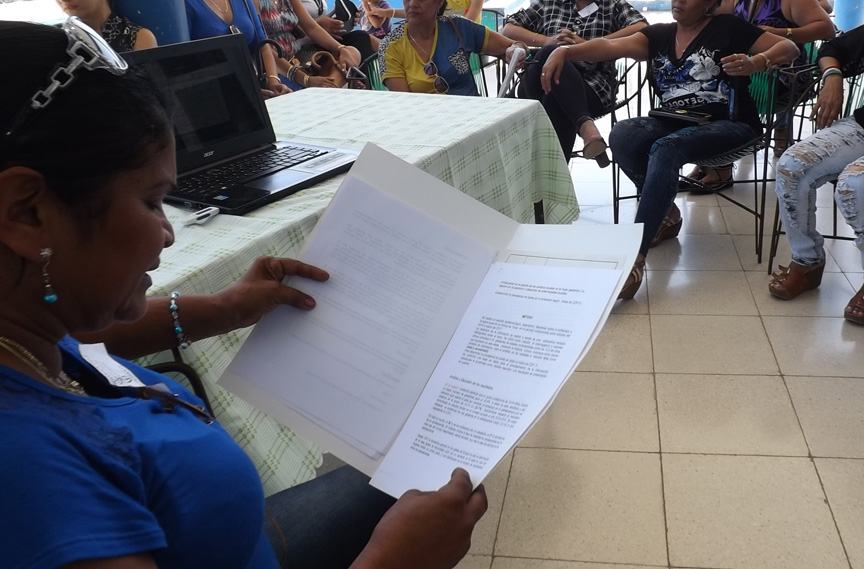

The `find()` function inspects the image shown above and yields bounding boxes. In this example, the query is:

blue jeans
[775,117,864,267]
[264,466,396,569]
[609,117,757,254]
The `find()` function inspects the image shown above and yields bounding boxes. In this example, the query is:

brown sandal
[768,261,825,300]
[618,257,645,300]
[650,202,682,248]
[844,284,864,325]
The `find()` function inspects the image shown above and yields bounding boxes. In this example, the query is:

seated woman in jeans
[541,0,798,299]
[770,25,864,324]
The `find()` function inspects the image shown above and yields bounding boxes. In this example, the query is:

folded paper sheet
[220,144,642,497]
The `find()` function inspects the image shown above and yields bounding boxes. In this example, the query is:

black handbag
[648,108,712,125]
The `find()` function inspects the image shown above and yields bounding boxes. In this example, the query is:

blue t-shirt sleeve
[454,17,488,53]
[0,414,165,568]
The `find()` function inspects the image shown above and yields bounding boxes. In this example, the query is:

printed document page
[222,177,495,471]
[371,262,620,496]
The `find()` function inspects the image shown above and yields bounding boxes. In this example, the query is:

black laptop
[123,34,357,215]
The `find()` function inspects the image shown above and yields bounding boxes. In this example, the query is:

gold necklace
[406,30,431,62]
[205,0,230,15]
[675,19,707,52]
[0,337,86,395]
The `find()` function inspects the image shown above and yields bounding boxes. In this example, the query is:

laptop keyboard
[177,145,327,198]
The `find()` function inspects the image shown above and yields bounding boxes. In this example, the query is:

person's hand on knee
[352,468,488,569]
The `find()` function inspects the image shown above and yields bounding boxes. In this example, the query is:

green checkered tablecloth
[147,90,577,497]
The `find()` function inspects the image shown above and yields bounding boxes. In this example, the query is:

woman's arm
[720,33,799,76]
[812,54,843,129]
[370,5,404,19]
[501,23,556,47]
[482,30,525,56]
[74,258,329,360]
[291,0,361,67]
[750,32,800,67]
[133,28,157,50]
[540,32,649,92]
[465,0,483,23]
[362,0,386,28]
[772,0,835,43]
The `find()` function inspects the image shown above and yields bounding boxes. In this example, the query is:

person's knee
[775,149,806,190]
[609,119,638,154]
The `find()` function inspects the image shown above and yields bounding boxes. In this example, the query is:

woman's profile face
[404,0,445,22]
[48,137,176,330]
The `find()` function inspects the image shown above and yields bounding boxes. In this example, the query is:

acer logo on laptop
[203,150,215,158]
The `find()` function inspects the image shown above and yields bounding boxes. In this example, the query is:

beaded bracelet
[169,291,191,349]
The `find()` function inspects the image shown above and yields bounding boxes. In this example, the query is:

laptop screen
[123,34,276,174]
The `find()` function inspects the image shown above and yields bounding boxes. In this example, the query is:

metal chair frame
[611,65,813,264]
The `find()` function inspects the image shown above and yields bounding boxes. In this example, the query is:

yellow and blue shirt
[380,17,489,96]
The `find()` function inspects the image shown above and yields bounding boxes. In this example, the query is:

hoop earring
[40,248,58,304]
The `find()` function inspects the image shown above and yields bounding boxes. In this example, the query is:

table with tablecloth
[148,88,577,495]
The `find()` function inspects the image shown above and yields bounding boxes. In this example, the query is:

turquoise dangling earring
[40,248,58,304]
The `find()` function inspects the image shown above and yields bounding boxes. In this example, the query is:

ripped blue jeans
[775,117,864,267]
[609,117,756,255]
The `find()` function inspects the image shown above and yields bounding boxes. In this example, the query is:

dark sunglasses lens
[423,61,437,77]
[433,76,448,93]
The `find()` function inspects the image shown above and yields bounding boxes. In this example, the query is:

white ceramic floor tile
[664,454,847,569]
[786,376,864,458]
[763,316,864,376]
[651,315,779,375]
[469,453,512,555]
[733,233,793,272]
[646,234,741,271]
[571,182,616,208]
[647,270,758,315]
[816,458,864,569]
[746,270,857,317]
[492,559,663,569]
[519,372,658,452]
[679,203,728,235]
[656,374,807,455]
[496,449,667,565]
[577,315,653,373]
[721,203,776,237]
[455,555,493,569]
[826,239,864,273]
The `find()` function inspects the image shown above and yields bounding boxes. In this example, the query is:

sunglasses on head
[422,60,449,94]
[2,16,127,147]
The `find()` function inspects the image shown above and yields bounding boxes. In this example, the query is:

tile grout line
[780,372,855,569]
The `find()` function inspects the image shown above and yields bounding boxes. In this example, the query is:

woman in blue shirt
[186,0,291,96]
[0,19,486,569]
